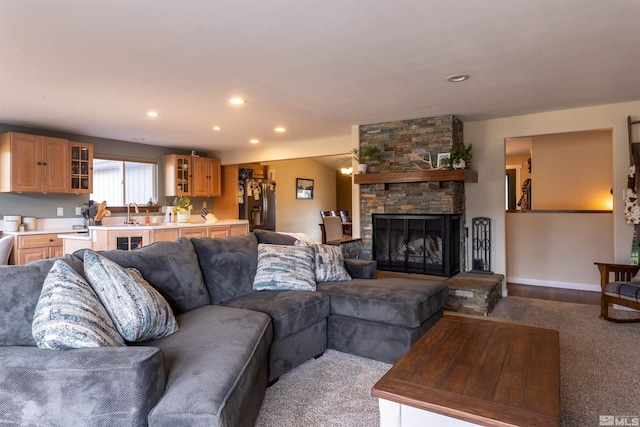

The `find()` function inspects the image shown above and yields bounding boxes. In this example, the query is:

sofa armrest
[0,346,166,425]
[344,259,377,279]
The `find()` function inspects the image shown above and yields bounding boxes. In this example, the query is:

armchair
[595,262,640,322]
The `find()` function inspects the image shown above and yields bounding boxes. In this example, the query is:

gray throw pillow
[84,250,179,342]
[253,229,297,245]
[32,260,125,350]
[296,241,351,282]
[253,244,316,291]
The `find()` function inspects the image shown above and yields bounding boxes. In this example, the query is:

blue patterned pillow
[253,244,316,291]
[32,260,125,350]
[84,250,179,342]
[296,241,352,282]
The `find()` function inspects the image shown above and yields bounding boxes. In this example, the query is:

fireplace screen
[373,214,460,277]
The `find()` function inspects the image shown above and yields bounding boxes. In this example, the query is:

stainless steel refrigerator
[239,179,276,231]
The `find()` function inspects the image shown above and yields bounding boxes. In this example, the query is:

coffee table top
[372,315,560,427]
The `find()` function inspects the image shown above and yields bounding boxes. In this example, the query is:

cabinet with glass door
[70,142,93,193]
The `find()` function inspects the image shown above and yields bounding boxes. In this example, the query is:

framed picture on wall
[296,178,314,200]
[437,152,451,169]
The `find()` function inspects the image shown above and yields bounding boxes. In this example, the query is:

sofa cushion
[191,234,259,305]
[32,260,125,350]
[0,255,85,347]
[84,250,178,342]
[296,241,351,282]
[224,290,330,340]
[74,237,210,314]
[139,305,272,426]
[253,229,297,245]
[253,244,316,291]
[0,346,165,426]
[317,278,448,328]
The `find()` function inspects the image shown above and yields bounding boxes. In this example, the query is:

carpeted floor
[255,296,640,427]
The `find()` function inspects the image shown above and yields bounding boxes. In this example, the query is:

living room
[1,1,640,426]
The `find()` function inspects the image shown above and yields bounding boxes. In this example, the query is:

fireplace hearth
[373,214,461,277]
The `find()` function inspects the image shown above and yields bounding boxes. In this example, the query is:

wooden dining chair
[320,211,332,218]
[339,210,352,235]
[323,216,345,243]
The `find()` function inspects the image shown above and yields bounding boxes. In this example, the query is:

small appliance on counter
[22,217,37,231]
[3,216,21,232]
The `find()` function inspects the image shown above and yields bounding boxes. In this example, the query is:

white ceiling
[1,0,639,154]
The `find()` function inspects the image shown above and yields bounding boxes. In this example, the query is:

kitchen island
[59,219,249,254]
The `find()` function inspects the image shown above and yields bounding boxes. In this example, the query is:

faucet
[126,202,139,225]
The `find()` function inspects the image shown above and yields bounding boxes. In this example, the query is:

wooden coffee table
[372,315,560,427]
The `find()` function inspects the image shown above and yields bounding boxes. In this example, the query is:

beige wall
[532,130,612,210]
[262,158,337,242]
[506,212,614,291]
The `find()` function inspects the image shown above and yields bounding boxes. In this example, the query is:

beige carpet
[256,297,640,427]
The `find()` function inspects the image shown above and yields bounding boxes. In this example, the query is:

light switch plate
[75,207,82,215]
[57,207,64,216]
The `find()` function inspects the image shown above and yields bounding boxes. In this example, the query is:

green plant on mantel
[352,146,383,163]
[442,143,473,170]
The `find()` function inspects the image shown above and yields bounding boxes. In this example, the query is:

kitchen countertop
[3,228,88,236]
[58,219,249,240]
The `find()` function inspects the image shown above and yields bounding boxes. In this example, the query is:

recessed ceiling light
[213,126,222,131]
[446,74,470,83]
[274,127,286,132]
[249,139,259,144]
[230,98,247,105]
[147,111,158,117]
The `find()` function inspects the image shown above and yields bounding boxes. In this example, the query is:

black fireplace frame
[372,213,461,277]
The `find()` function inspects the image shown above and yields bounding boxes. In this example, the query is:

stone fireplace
[357,115,467,274]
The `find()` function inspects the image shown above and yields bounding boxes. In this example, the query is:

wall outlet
[57,207,64,216]
[75,207,82,215]
[202,202,207,209]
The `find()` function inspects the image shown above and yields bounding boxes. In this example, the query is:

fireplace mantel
[353,169,478,185]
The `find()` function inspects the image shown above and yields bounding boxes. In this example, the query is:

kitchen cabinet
[151,228,179,242]
[70,142,93,193]
[213,165,240,219]
[164,154,221,197]
[0,132,69,193]
[193,157,221,197]
[229,223,249,236]
[91,229,151,251]
[179,227,208,239]
[208,226,230,239]
[13,233,67,265]
[164,154,192,197]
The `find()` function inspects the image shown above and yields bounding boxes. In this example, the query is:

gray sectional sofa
[0,229,447,426]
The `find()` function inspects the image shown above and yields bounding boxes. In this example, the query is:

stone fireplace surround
[358,115,466,271]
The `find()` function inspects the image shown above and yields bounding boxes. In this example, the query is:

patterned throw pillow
[84,250,179,342]
[32,260,125,350]
[295,241,352,282]
[253,244,316,291]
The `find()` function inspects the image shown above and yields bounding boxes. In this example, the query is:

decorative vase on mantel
[357,163,368,174]
[453,160,466,169]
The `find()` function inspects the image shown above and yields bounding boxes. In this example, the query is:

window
[91,156,157,206]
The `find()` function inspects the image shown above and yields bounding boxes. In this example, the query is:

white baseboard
[507,277,599,293]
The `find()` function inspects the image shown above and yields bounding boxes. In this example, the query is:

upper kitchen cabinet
[0,132,69,193]
[164,154,192,196]
[164,154,221,197]
[70,142,93,194]
[193,157,221,197]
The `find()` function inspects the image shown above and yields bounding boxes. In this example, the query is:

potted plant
[443,143,472,170]
[172,195,193,223]
[352,146,383,174]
